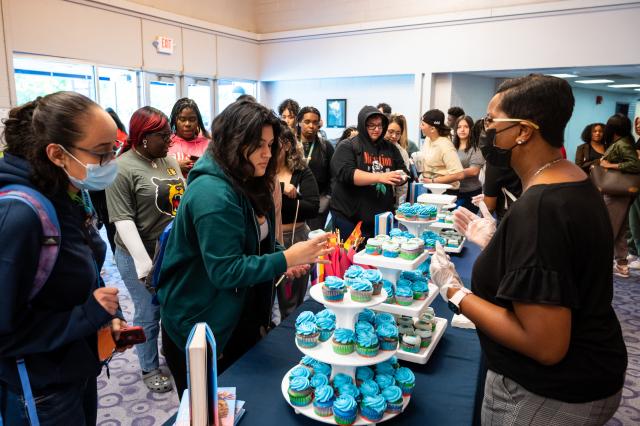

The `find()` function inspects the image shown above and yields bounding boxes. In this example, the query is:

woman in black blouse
[433,74,626,425]
[275,125,320,320]
[574,122,605,173]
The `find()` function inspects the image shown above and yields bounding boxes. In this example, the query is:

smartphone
[189,155,200,162]
[115,326,147,348]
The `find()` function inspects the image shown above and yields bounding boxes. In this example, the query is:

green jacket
[157,151,287,354]
[602,136,640,173]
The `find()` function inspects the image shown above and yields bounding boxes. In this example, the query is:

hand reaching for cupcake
[284,232,333,267]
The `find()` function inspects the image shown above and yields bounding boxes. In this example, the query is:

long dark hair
[580,122,605,144]
[452,115,476,152]
[280,125,306,172]
[106,107,127,133]
[208,100,281,216]
[2,91,99,195]
[169,97,211,139]
[121,106,169,154]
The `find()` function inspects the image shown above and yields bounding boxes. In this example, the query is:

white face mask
[59,145,119,191]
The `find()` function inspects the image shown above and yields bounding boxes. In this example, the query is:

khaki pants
[603,194,633,264]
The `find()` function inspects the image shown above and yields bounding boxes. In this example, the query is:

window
[217,80,256,113]
[13,56,95,105]
[185,79,213,130]
[146,75,178,118]
[97,67,139,131]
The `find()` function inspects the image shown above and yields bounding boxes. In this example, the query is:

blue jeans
[114,247,159,372]
[0,377,97,426]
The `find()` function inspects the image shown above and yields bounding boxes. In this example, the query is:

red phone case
[115,326,147,348]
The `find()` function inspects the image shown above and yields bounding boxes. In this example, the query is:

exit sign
[154,36,174,54]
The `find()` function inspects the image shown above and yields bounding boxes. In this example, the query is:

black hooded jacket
[329,106,408,235]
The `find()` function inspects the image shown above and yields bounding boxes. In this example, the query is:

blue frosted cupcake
[356,329,380,358]
[337,383,360,402]
[365,237,383,255]
[358,308,376,324]
[299,355,317,374]
[356,366,374,386]
[381,241,400,259]
[332,328,355,355]
[395,285,414,306]
[313,385,335,417]
[349,278,373,302]
[389,227,405,237]
[359,379,380,398]
[375,373,396,390]
[332,373,353,389]
[323,275,346,302]
[411,279,429,300]
[313,361,332,377]
[316,308,337,322]
[382,280,395,304]
[395,367,416,396]
[344,265,364,279]
[310,373,329,389]
[355,321,375,334]
[295,311,317,326]
[333,394,357,426]
[374,312,396,326]
[376,322,399,351]
[317,316,336,342]
[376,362,396,377]
[289,366,311,381]
[360,395,387,422]
[362,269,383,295]
[382,385,404,413]
[288,376,312,406]
[296,321,319,348]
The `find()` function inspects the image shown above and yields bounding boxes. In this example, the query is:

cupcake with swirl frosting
[374,312,396,327]
[376,322,399,351]
[349,278,373,302]
[337,383,361,403]
[382,279,395,304]
[395,285,414,306]
[375,373,396,390]
[358,308,376,324]
[395,367,416,396]
[295,311,317,326]
[332,373,353,389]
[376,362,396,377]
[411,279,429,300]
[362,269,383,295]
[288,376,312,406]
[382,385,404,413]
[356,366,374,386]
[359,379,380,398]
[289,366,311,381]
[316,308,337,322]
[355,321,375,334]
[295,321,319,348]
[310,373,329,389]
[360,394,388,422]
[323,275,346,302]
[316,315,336,342]
[344,265,364,280]
[332,328,355,355]
[333,394,357,426]
[313,384,335,417]
[356,329,380,358]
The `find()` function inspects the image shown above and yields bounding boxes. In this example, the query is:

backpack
[145,220,174,305]
[0,183,61,426]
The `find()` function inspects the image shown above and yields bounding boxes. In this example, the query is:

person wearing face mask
[106,107,185,393]
[330,106,409,239]
[168,98,211,176]
[296,106,335,230]
[156,101,330,395]
[0,92,127,424]
[435,75,626,425]
[598,113,640,278]
[575,122,606,173]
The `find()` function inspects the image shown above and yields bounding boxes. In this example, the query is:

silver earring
[143,140,148,148]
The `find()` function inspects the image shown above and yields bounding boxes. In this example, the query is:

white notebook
[186,322,218,426]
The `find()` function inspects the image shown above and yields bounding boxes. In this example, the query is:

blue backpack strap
[16,359,39,426]
[150,221,174,300]
[0,184,61,302]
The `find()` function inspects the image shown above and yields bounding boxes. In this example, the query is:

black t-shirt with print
[472,179,627,403]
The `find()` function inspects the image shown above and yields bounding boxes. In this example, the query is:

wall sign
[154,36,174,54]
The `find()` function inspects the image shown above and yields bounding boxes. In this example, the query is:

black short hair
[278,99,300,117]
[208,100,280,216]
[377,103,392,114]
[339,126,357,141]
[580,122,605,144]
[496,74,574,148]
[447,106,465,118]
[170,98,211,139]
[604,113,633,143]
[236,94,257,103]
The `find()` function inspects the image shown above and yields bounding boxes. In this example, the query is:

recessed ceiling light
[608,84,640,88]
[635,88,640,91]
[547,73,579,78]
[575,79,614,84]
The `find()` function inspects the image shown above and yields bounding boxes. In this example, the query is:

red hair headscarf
[120,106,169,154]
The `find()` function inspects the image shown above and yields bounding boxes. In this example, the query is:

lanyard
[304,141,315,164]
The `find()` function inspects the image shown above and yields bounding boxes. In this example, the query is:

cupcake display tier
[443,238,466,254]
[427,221,456,230]
[281,368,411,425]
[296,339,398,368]
[353,250,429,283]
[395,217,435,237]
[395,317,448,365]
[373,283,438,317]
[309,285,388,330]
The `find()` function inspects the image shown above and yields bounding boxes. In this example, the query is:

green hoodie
[157,151,287,354]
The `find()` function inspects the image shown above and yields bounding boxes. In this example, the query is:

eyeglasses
[366,123,384,130]
[70,144,119,166]
[482,115,540,131]
[148,132,173,144]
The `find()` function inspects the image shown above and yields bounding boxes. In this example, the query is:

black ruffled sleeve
[496,266,579,309]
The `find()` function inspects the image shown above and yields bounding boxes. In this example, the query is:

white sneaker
[629,259,640,270]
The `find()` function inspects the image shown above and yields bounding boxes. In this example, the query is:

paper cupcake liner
[382,250,399,258]
[371,282,383,295]
[360,405,385,422]
[400,383,415,397]
[395,295,414,306]
[420,339,432,348]
[413,291,427,300]
[386,400,404,413]
[319,329,334,342]
[350,290,373,302]
[400,342,420,353]
[333,410,357,426]
[399,251,420,260]
[385,295,395,304]
[332,341,355,355]
[356,344,380,358]
[289,392,312,407]
[379,338,398,351]
[296,333,319,348]
[313,402,334,417]
[322,286,345,302]
[365,246,382,255]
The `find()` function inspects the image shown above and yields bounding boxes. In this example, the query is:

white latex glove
[429,242,463,302]
[452,201,496,250]
[471,193,485,206]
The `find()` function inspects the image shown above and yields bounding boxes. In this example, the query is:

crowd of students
[0,73,635,424]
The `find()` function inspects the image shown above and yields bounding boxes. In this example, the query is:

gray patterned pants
[482,370,622,426]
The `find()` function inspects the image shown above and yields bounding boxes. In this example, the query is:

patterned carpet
[96,239,640,425]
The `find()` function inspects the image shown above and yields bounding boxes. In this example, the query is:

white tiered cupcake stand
[281,286,410,425]
[353,250,448,365]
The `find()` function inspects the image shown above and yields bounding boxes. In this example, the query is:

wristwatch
[447,287,472,314]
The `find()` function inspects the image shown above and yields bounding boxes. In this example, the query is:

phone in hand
[115,325,147,348]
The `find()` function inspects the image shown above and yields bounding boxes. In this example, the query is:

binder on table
[186,322,218,426]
